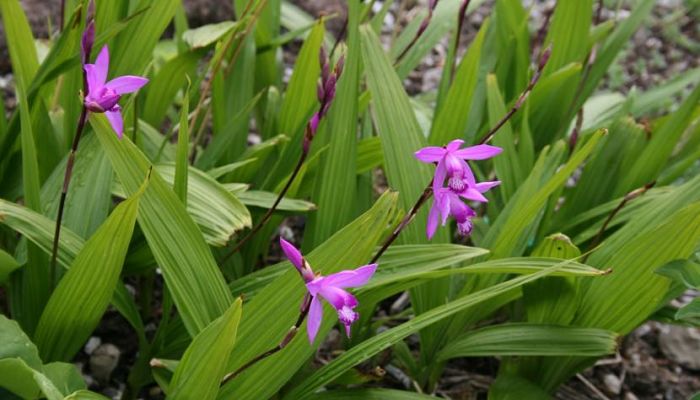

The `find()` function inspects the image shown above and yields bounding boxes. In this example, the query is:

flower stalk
[395,0,439,64]
[221,239,375,386]
[587,181,656,256]
[50,19,148,288]
[50,19,94,288]
[370,46,552,263]
[220,49,344,263]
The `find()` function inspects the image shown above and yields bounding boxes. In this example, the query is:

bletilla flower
[415,139,502,191]
[280,238,376,343]
[428,186,496,239]
[83,46,148,137]
[416,139,502,239]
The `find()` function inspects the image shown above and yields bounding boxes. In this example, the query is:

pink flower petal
[321,264,377,289]
[445,139,465,152]
[83,64,101,95]
[105,107,124,138]
[453,144,502,160]
[316,286,357,310]
[426,201,440,240]
[104,76,149,95]
[307,296,323,343]
[94,46,110,87]
[414,146,446,163]
[280,238,304,272]
[460,188,489,203]
[444,153,464,176]
[433,160,447,193]
[475,180,501,193]
[448,192,475,222]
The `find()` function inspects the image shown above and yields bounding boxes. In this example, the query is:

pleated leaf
[34,180,144,361]
[91,114,233,336]
[438,324,618,359]
[169,298,242,400]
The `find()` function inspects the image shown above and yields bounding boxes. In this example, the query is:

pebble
[603,374,622,395]
[89,343,121,384]
[84,336,101,355]
[658,325,700,370]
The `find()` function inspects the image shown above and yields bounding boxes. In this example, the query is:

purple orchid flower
[83,46,148,137]
[415,139,502,192]
[416,139,502,239]
[280,238,377,343]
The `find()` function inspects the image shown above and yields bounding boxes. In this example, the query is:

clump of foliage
[0,0,699,399]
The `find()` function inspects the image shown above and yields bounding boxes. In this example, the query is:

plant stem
[370,183,433,264]
[50,106,88,288]
[450,0,471,77]
[476,45,551,146]
[394,0,439,65]
[220,136,310,264]
[371,46,552,264]
[587,181,656,256]
[220,294,311,386]
[189,0,267,164]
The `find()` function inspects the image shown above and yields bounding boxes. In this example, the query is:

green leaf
[676,298,700,321]
[524,234,581,325]
[542,0,592,75]
[91,113,233,336]
[577,0,655,112]
[40,133,114,239]
[618,84,700,193]
[144,164,251,247]
[143,49,204,127]
[438,324,618,359]
[170,298,242,400]
[484,130,605,257]
[0,199,83,270]
[285,264,566,399]
[0,0,39,86]
[429,18,489,145]
[305,0,361,247]
[182,21,237,49]
[175,86,190,205]
[485,73,525,201]
[0,315,42,369]
[236,190,315,212]
[265,20,324,188]
[656,259,700,289]
[34,179,144,361]
[307,389,441,400]
[361,23,450,363]
[0,249,21,284]
[110,0,179,76]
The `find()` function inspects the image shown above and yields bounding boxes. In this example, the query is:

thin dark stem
[220,144,310,264]
[586,181,656,257]
[60,0,66,31]
[394,1,438,65]
[450,0,471,78]
[594,0,605,25]
[476,45,551,145]
[50,106,88,288]
[330,16,348,60]
[370,182,433,264]
[371,46,552,264]
[189,0,267,164]
[220,295,311,386]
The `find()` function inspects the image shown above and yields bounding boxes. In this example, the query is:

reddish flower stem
[50,106,88,289]
[220,143,310,264]
[450,0,472,77]
[370,46,552,265]
[586,181,656,258]
[220,293,311,386]
[394,0,439,65]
